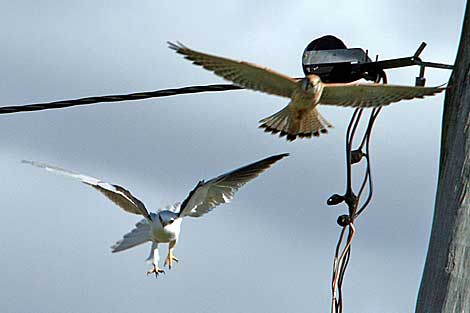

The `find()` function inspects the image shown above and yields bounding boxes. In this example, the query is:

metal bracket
[303,41,454,86]
[362,42,454,86]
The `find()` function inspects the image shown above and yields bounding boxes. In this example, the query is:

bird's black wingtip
[252,153,289,170]
[275,152,290,159]
[255,153,290,166]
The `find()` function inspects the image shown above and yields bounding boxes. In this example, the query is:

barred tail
[259,105,333,141]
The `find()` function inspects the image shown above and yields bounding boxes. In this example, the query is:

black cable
[0,83,242,114]
[330,71,388,313]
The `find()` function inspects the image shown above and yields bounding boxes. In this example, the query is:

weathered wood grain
[415,2,470,312]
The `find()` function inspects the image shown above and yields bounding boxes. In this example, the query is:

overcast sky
[0,1,465,313]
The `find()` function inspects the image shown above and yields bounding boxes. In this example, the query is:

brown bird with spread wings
[169,42,445,141]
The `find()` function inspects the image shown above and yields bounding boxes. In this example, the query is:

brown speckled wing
[169,41,297,98]
[320,83,446,108]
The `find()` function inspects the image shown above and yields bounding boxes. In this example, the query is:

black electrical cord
[0,83,242,114]
[329,70,387,313]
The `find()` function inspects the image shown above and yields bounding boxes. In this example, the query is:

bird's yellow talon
[164,251,179,269]
[147,264,165,278]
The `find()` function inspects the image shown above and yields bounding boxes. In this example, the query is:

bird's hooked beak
[301,76,322,94]
[301,78,311,91]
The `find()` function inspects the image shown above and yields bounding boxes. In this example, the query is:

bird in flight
[23,153,288,277]
[169,42,445,141]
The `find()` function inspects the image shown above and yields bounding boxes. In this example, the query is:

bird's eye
[168,218,175,224]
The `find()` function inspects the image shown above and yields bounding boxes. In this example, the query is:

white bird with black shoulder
[22,153,288,277]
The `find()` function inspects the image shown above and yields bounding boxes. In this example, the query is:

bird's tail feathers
[111,219,151,253]
[259,105,333,141]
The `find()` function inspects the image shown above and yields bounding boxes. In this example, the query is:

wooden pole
[415,2,470,312]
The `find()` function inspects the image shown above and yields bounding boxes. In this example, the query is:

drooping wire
[329,71,387,313]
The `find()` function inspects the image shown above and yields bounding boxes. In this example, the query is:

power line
[0,83,242,114]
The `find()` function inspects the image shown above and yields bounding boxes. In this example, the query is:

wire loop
[330,71,387,313]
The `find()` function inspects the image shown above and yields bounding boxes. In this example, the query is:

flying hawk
[23,153,288,277]
[169,42,445,141]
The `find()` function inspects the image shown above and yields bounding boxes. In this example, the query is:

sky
[0,1,465,312]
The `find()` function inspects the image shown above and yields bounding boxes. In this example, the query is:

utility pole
[416,2,470,312]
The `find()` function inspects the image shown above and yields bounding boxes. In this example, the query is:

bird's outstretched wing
[320,83,446,108]
[177,153,288,218]
[168,41,297,98]
[22,160,151,220]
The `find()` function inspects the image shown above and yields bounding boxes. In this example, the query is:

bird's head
[158,210,178,227]
[301,75,322,93]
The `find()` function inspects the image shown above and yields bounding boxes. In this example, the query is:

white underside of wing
[178,154,288,218]
[184,182,236,217]
[22,160,100,185]
[222,192,231,203]
[23,160,150,218]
